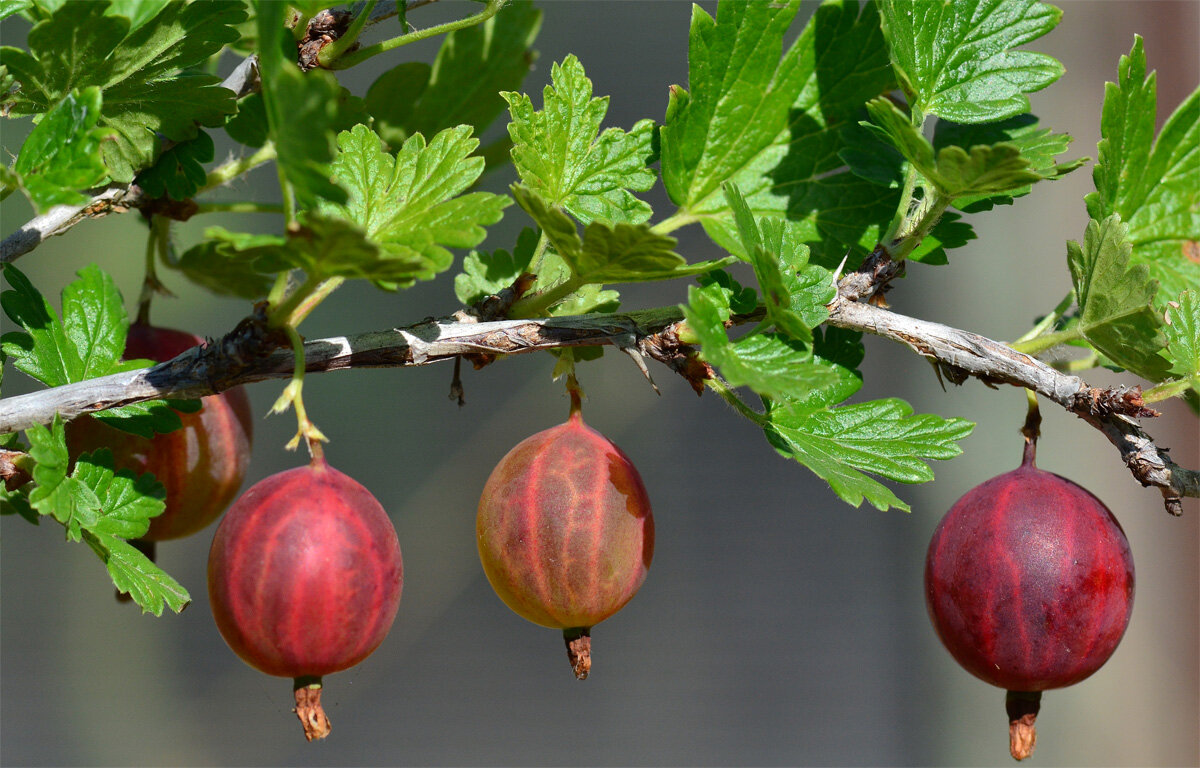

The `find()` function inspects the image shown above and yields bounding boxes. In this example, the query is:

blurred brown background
[2,1,1197,765]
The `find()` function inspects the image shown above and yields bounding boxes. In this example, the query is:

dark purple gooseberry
[925,440,1134,760]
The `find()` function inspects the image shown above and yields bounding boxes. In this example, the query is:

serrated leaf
[72,449,165,540]
[933,114,1085,211]
[2,263,126,387]
[99,536,190,614]
[1068,215,1171,381]
[879,0,1063,124]
[504,55,655,225]
[696,269,758,318]
[135,130,214,200]
[1,0,244,182]
[865,97,1066,201]
[318,123,510,286]
[92,399,185,438]
[765,396,974,512]
[254,214,385,280]
[1162,290,1199,387]
[514,185,729,286]
[726,183,832,342]
[682,285,839,401]
[1086,37,1199,305]
[368,0,540,155]
[12,86,110,212]
[455,227,538,306]
[173,237,276,300]
[661,0,896,262]
[26,415,98,538]
[0,0,32,22]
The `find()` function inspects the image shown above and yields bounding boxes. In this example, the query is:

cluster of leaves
[1,264,193,614]
[1,0,1198,612]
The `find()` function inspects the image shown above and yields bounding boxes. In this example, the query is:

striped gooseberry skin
[925,455,1134,692]
[477,409,654,630]
[208,461,403,678]
[67,324,253,540]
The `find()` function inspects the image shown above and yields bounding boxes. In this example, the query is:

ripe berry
[476,391,654,679]
[67,324,253,543]
[925,438,1134,760]
[207,459,403,740]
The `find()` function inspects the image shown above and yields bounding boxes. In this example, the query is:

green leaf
[1,263,191,434]
[878,0,1064,123]
[71,449,165,540]
[765,396,974,512]
[514,185,730,285]
[1161,289,1199,393]
[12,86,110,212]
[1067,215,1171,381]
[681,285,840,401]
[255,0,358,206]
[254,215,383,280]
[1,0,245,182]
[725,183,833,342]
[135,130,214,200]
[696,269,758,317]
[91,400,185,439]
[2,263,125,386]
[1086,37,1199,306]
[98,535,190,615]
[224,91,268,148]
[25,416,75,531]
[865,97,1073,201]
[933,114,1085,211]
[319,123,510,286]
[173,236,276,300]
[368,0,541,154]
[0,1,33,22]
[455,227,538,306]
[504,55,655,225]
[660,0,897,263]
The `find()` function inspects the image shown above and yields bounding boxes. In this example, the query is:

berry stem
[1020,390,1041,467]
[565,373,584,419]
[293,676,332,741]
[563,627,592,680]
[1005,690,1041,761]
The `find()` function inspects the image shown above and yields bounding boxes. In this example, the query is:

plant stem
[1009,327,1083,356]
[1013,290,1075,345]
[201,143,276,193]
[327,0,505,70]
[192,201,285,215]
[1143,379,1193,403]
[317,0,378,66]
[277,324,328,460]
[508,275,585,319]
[286,277,346,327]
[651,210,701,236]
[883,162,920,245]
[136,218,167,325]
[705,377,767,426]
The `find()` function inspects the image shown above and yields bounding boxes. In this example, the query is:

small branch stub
[1006,690,1042,761]
[293,676,332,741]
[564,627,592,680]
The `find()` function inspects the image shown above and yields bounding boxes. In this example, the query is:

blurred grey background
[2,1,1197,765]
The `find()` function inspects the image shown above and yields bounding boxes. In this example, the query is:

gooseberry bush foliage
[0,0,1195,745]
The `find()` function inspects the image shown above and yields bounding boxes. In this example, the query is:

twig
[0,308,688,434]
[825,296,1196,514]
[3,293,1192,511]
